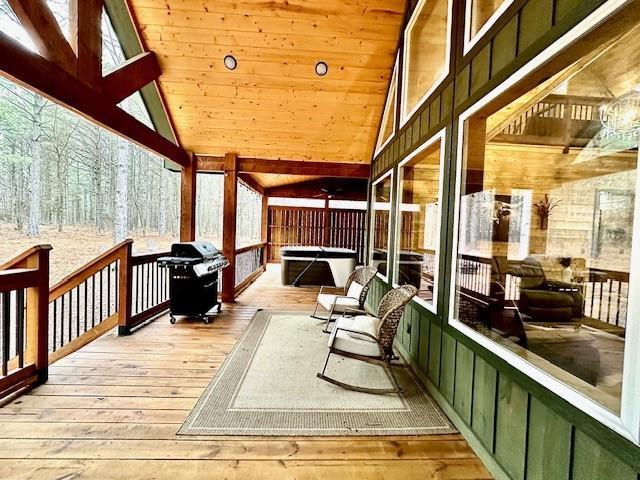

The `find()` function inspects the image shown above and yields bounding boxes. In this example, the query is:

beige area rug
[178,310,455,436]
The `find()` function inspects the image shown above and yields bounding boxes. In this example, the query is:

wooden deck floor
[0,265,491,479]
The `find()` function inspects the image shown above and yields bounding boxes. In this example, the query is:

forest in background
[0,1,248,281]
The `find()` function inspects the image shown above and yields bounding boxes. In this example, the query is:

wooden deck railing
[126,251,170,334]
[0,245,51,399]
[234,242,267,297]
[0,241,172,399]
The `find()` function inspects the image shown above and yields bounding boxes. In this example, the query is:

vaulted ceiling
[127,0,405,164]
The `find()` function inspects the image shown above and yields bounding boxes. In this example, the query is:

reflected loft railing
[0,240,171,399]
[455,254,629,327]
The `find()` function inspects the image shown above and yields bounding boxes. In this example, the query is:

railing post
[261,194,269,266]
[117,241,133,336]
[25,246,52,384]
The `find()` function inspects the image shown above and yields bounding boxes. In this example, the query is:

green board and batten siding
[369,0,640,478]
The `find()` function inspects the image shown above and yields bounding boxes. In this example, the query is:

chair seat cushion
[317,293,359,312]
[329,317,381,357]
[346,281,364,301]
[348,315,380,338]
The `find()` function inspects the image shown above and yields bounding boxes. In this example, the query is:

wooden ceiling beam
[103,51,161,104]
[6,0,77,74]
[0,30,190,167]
[196,156,370,178]
[238,173,265,196]
[69,0,103,87]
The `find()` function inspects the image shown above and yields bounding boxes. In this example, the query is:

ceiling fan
[313,187,344,199]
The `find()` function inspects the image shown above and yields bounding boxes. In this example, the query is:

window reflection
[455,26,640,413]
[403,0,450,120]
[467,0,508,41]
[395,136,444,309]
[371,174,393,278]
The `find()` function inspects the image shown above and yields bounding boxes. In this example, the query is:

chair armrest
[335,326,380,344]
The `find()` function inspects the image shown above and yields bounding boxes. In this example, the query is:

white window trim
[463,0,516,56]
[375,56,400,157]
[370,169,395,283]
[448,0,640,444]
[401,0,454,127]
[393,129,447,315]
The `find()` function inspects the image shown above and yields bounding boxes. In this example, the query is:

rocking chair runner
[311,266,378,333]
[317,284,418,394]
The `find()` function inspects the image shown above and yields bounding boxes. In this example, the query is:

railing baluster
[84,280,88,333]
[146,263,150,311]
[92,274,96,328]
[99,268,104,325]
[137,265,142,315]
[607,279,614,324]
[616,280,622,326]
[114,260,119,312]
[2,291,10,376]
[52,299,57,352]
[107,264,112,317]
[61,292,68,345]
[75,286,80,336]
[16,289,24,369]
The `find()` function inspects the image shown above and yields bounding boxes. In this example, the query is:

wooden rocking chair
[317,284,418,394]
[311,266,378,333]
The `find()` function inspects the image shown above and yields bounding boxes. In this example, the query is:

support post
[322,197,330,247]
[261,194,269,266]
[117,241,133,335]
[24,246,52,383]
[180,153,197,242]
[222,153,238,302]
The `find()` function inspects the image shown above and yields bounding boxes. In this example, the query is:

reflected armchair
[515,257,584,322]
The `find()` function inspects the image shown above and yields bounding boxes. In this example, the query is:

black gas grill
[158,241,229,324]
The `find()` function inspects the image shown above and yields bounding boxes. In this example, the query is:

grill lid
[170,241,219,260]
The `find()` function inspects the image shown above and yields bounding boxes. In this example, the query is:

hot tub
[280,247,357,287]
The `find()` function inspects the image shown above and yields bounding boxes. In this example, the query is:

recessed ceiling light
[315,61,328,76]
[224,55,237,70]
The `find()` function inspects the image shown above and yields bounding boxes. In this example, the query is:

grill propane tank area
[159,241,230,324]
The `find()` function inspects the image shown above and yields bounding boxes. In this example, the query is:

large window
[394,130,445,312]
[370,171,394,280]
[375,59,398,154]
[402,0,452,123]
[451,15,640,442]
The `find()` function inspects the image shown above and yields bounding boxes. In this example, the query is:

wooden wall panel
[491,16,518,76]
[518,0,554,54]
[494,376,528,480]
[471,356,497,453]
[440,331,457,403]
[427,322,442,385]
[572,430,638,480]
[526,397,572,480]
[418,312,430,373]
[453,342,474,425]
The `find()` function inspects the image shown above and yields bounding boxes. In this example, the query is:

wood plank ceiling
[127,0,405,165]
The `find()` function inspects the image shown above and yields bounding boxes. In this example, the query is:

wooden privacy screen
[267,206,367,263]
